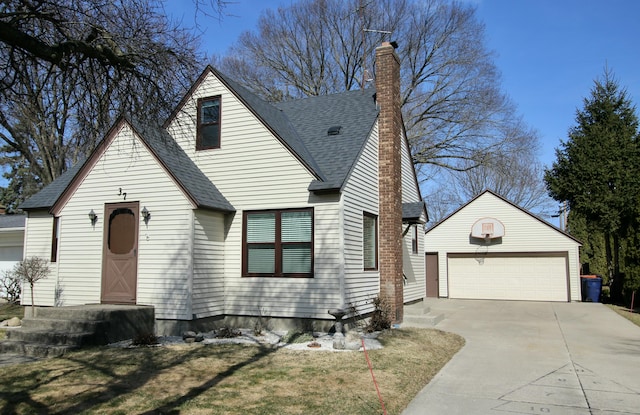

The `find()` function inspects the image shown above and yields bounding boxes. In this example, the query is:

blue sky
[168,0,640,168]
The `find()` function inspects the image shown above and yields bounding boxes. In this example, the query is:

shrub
[216,326,241,338]
[365,296,392,333]
[132,332,158,346]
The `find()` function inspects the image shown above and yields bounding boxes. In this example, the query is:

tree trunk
[30,282,35,317]
[610,232,624,303]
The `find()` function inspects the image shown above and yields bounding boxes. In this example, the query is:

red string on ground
[362,338,388,415]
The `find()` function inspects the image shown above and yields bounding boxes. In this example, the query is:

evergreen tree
[544,70,640,303]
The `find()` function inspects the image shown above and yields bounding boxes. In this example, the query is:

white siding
[341,123,380,315]
[402,225,425,303]
[167,72,342,319]
[55,124,195,319]
[401,134,419,203]
[192,210,226,317]
[424,192,581,301]
[400,132,425,302]
[22,212,57,306]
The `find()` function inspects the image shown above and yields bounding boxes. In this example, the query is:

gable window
[197,96,221,150]
[243,208,313,277]
[363,212,378,270]
[51,216,60,262]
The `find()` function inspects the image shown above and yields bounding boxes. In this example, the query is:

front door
[101,202,139,304]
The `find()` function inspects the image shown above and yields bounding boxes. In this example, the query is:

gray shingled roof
[20,69,381,211]
[402,202,427,223]
[0,214,26,228]
[128,119,235,212]
[20,118,235,213]
[19,161,84,210]
[212,68,327,182]
[275,89,379,192]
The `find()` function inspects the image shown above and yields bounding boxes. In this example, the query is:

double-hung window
[243,208,313,277]
[363,212,378,270]
[197,96,221,150]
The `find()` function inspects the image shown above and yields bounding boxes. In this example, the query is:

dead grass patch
[0,328,463,415]
[607,304,640,327]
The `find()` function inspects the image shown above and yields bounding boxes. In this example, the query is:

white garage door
[448,253,568,301]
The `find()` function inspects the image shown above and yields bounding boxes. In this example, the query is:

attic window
[327,126,341,136]
[197,96,221,150]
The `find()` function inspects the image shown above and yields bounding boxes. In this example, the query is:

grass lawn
[0,327,463,414]
[607,304,640,328]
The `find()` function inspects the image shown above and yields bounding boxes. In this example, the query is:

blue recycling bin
[581,277,602,302]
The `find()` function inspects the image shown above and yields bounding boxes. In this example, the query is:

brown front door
[426,253,439,298]
[101,202,139,304]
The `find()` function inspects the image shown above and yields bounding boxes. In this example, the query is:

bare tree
[12,256,50,316]
[221,0,531,178]
[0,0,214,209]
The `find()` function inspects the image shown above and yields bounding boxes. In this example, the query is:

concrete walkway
[402,299,640,415]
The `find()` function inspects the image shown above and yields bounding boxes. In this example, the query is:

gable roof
[165,66,379,192]
[20,117,235,213]
[425,189,581,244]
[22,67,382,211]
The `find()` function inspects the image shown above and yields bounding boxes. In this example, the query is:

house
[424,190,581,302]
[19,42,427,333]
[0,212,25,281]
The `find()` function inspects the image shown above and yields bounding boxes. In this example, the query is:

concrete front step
[402,313,445,327]
[7,328,107,346]
[0,340,77,358]
[0,304,155,359]
[403,301,445,327]
[21,317,107,332]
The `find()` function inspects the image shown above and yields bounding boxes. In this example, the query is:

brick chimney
[375,41,403,323]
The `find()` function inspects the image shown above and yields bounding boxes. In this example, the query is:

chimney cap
[380,41,399,50]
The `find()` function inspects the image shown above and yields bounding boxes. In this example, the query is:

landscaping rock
[344,330,362,350]
[6,317,21,327]
[182,331,204,343]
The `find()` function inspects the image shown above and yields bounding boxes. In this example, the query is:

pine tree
[545,70,640,303]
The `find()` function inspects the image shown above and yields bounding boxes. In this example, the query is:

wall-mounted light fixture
[88,209,98,225]
[141,206,151,224]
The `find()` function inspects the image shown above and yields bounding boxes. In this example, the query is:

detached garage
[425,191,582,302]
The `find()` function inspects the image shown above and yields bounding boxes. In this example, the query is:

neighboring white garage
[425,191,582,302]
[0,213,25,276]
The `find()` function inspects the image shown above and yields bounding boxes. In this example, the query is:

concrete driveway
[402,300,640,415]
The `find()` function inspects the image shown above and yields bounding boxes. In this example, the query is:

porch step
[0,304,154,359]
[402,313,445,327]
[21,317,107,333]
[402,301,445,327]
[6,328,107,347]
[0,340,78,358]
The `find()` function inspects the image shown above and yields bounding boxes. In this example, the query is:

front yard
[0,322,463,415]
